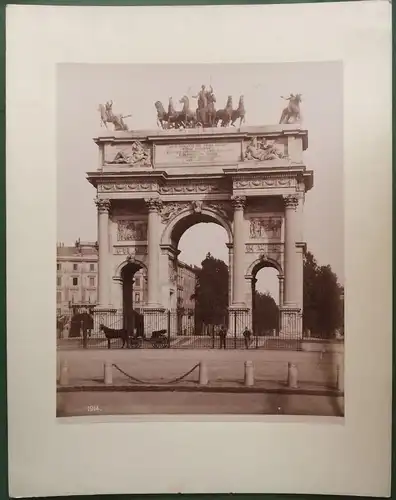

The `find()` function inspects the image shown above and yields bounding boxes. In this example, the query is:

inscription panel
[155,141,241,165]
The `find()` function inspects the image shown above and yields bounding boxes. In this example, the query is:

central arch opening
[171,214,230,336]
[121,261,145,335]
[252,263,280,336]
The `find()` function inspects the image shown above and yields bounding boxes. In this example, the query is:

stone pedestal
[93,307,119,336]
[142,306,166,337]
[228,306,250,337]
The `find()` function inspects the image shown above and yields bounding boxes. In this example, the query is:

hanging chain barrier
[111,362,200,385]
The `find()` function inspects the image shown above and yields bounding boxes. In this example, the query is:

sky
[57,62,343,301]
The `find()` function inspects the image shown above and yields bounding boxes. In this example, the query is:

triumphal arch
[88,92,313,338]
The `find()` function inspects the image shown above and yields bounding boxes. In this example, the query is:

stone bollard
[244,361,254,387]
[287,362,298,389]
[199,361,208,385]
[336,363,344,392]
[59,360,69,386]
[104,362,113,385]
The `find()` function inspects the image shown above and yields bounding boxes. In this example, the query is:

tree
[303,250,344,338]
[192,253,229,328]
[253,291,279,335]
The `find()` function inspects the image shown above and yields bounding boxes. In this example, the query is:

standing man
[243,326,252,349]
[219,325,227,350]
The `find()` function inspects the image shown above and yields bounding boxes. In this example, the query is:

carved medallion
[117,221,147,241]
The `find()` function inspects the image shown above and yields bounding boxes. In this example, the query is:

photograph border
[3,2,390,496]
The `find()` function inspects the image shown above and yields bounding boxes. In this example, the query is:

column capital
[231,195,247,210]
[144,198,162,213]
[95,197,111,213]
[283,194,299,210]
[278,274,285,281]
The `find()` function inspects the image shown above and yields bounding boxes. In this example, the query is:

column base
[279,305,303,339]
[93,307,120,336]
[228,305,251,337]
[142,305,167,338]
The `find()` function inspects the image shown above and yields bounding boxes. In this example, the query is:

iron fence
[56,309,341,351]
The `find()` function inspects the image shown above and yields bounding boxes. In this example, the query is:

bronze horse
[177,95,197,128]
[279,94,302,124]
[215,96,233,127]
[98,100,129,131]
[231,95,246,127]
[155,96,196,129]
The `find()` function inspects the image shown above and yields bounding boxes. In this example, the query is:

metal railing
[56,309,342,351]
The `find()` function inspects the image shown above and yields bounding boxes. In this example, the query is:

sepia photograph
[7,3,391,497]
[56,62,345,418]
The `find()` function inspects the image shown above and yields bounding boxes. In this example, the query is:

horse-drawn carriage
[100,324,169,349]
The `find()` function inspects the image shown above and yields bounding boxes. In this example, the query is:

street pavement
[57,348,342,388]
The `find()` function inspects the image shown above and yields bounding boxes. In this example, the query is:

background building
[56,240,198,319]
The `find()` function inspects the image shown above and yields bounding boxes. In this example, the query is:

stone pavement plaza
[57,348,343,389]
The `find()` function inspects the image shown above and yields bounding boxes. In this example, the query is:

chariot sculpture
[155,84,246,129]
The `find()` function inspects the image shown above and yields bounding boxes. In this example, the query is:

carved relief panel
[249,217,283,240]
[117,220,148,241]
[243,137,288,162]
[104,142,152,167]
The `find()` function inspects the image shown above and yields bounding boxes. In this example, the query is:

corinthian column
[278,274,285,307]
[231,195,247,305]
[95,197,111,308]
[283,194,302,307]
[145,198,162,306]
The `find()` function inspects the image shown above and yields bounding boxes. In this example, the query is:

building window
[56,291,61,302]
[57,263,61,271]
[89,277,95,287]
[72,277,78,286]
[135,277,140,287]
[90,263,95,271]
[57,277,61,287]
[73,263,78,271]
[135,293,140,303]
